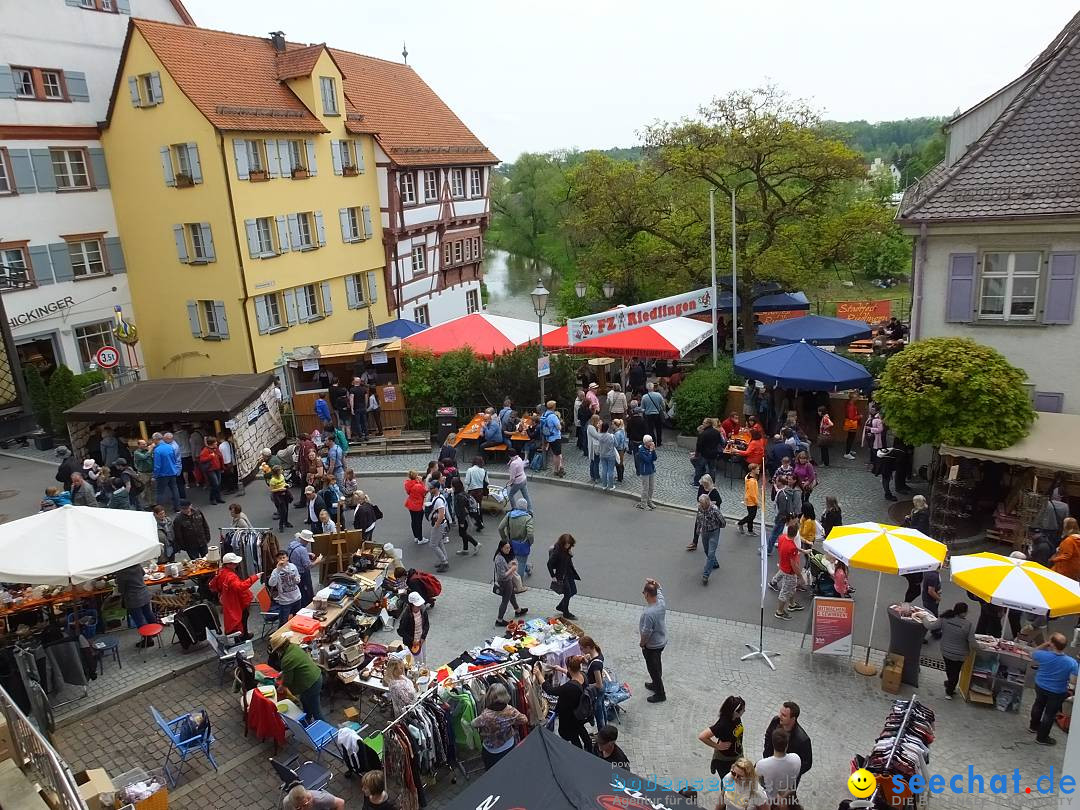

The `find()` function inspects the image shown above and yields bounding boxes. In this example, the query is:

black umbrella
[445,727,701,810]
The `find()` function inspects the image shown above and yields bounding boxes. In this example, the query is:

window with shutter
[0,149,13,196]
[275,216,290,254]
[0,65,15,99]
[104,237,125,274]
[233,140,249,180]
[331,140,343,176]
[160,146,175,186]
[945,253,976,324]
[186,143,202,183]
[186,301,202,337]
[254,217,275,257]
[87,148,109,188]
[319,77,338,115]
[1043,254,1078,325]
[400,173,416,204]
[451,169,464,198]
[314,211,326,247]
[67,239,106,277]
[50,149,90,190]
[361,206,372,239]
[283,288,299,325]
[345,274,361,309]
[366,270,378,304]
[66,71,89,102]
[413,305,429,326]
[341,208,361,242]
[0,247,30,287]
[8,150,36,194]
[424,170,438,200]
[469,168,483,197]
[978,251,1040,321]
[321,281,332,315]
[305,140,317,176]
[173,225,189,263]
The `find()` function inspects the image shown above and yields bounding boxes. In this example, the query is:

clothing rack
[218,527,272,579]
[376,682,442,736]
[884,695,918,772]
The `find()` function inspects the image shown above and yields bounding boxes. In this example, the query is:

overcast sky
[182,1,1078,162]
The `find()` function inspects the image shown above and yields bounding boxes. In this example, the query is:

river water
[481,248,559,321]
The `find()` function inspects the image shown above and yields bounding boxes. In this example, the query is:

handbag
[843,418,859,432]
[550,578,564,594]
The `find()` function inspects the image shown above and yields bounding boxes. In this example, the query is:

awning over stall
[940,412,1080,476]
[402,313,557,359]
[540,316,713,359]
[64,373,274,421]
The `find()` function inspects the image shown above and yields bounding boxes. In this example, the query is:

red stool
[138,623,165,659]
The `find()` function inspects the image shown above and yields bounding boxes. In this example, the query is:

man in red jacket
[197,437,225,505]
[209,553,259,639]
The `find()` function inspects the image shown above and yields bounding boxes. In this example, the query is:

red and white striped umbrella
[402,313,558,360]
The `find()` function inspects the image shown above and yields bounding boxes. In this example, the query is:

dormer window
[319,76,338,115]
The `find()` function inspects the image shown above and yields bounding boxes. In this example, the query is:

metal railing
[0,684,88,810]
[80,368,142,398]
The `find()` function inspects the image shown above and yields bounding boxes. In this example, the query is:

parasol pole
[709,188,717,367]
[854,570,883,676]
[741,466,777,670]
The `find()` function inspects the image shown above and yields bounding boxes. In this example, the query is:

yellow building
[102,22,391,376]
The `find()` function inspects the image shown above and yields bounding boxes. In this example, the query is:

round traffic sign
[94,345,120,369]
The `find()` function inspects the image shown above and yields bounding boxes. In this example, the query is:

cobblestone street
[54,577,1061,810]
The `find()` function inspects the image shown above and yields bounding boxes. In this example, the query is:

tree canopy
[875,338,1035,449]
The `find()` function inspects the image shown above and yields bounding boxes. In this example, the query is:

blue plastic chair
[65,608,99,639]
[281,713,339,763]
[150,706,219,786]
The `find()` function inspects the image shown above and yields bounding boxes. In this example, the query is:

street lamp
[602,280,615,299]
[531,278,550,408]
[574,280,587,299]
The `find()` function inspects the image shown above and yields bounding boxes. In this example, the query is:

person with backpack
[575,390,592,457]
[428,480,451,573]
[499,495,534,576]
[463,457,488,531]
[641,383,666,447]
[451,478,480,556]
[549,654,591,749]
[506,449,534,513]
[626,404,648,475]
[542,400,565,477]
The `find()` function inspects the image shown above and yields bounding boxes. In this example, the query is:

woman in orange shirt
[843,392,861,459]
[737,463,760,534]
[1052,518,1080,581]
[736,429,766,470]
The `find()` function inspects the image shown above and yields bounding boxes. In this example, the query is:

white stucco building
[898,11,1080,414]
[0,0,193,377]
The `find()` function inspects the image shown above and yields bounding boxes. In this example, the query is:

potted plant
[23,364,54,449]
[342,164,358,177]
[248,169,269,182]
[291,167,310,179]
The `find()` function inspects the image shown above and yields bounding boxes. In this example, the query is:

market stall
[401,313,558,359]
[64,373,284,480]
[937,412,1080,549]
[285,340,405,436]
[755,313,873,346]
[539,315,713,360]
[734,340,873,392]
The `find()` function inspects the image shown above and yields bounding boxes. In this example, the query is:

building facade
[0,0,192,378]
[897,12,1080,414]
[103,23,393,377]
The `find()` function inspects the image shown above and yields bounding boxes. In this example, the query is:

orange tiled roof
[131,19,328,133]
[275,44,329,81]
[330,48,497,167]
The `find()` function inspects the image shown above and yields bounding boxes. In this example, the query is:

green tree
[22,364,51,434]
[46,365,85,443]
[875,338,1035,449]
[672,362,735,435]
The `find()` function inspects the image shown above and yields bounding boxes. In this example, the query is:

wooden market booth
[284,340,406,437]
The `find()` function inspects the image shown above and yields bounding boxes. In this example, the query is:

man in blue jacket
[480,414,504,450]
[314,394,332,429]
[541,401,565,478]
[153,432,182,512]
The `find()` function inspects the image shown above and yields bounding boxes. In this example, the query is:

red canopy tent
[402,313,558,360]
[539,316,714,359]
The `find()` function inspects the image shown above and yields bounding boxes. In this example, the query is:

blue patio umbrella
[352,318,428,341]
[757,314,873,346]
[734,340,872,391]
[716,290,811,313]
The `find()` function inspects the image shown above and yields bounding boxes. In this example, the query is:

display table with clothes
[957,636,1035,712]
[846,696,936,809]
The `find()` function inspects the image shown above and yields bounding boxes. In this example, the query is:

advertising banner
[811,597,855,656]
[756,310,807,325]
[835,300,891,323]
[567,288,712,345]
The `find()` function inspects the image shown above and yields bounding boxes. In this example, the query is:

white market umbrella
[950,553,1080,618]
[824,522,948,675]
[0,505,160,585]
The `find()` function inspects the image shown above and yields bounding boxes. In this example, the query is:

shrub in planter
[673,361,735,435]
[23,364,51,434]
[47,365,85,445]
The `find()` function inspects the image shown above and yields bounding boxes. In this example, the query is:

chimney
[269,31,286,53]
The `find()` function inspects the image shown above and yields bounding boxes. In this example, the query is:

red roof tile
[275,44,328,81]
[330,49,497,167]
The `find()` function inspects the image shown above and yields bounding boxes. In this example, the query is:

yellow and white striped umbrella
[950,553,1080,617]
[824,522,947,575]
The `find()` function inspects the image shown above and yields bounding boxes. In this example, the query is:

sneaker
[1036,737,1057,746]
[635,503,647,510]
[943,694,953,700]
[774,611,791,621]
[646,694,667,703]
[788,602,805,611]
[515,607,528,616]
[885,493,898,501]
[644,682,657,691]
[472,543,482,555]
[1028,727,1039,734]
[702,575,710,586]
[561,611,578,620]
[415,538,430,545]
[686,543,698,551]
[844,452,856,460]
[647,504,656,510]
[455,550,469,556]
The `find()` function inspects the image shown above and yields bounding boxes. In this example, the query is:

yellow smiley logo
[848,769,877,799]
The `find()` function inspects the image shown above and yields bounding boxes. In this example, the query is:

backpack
[574,683,595,724]
[429,495,447,526]
[542,411,561,441]
[409,571,443,598]
[577,401,592,425]
[529,452,544,472]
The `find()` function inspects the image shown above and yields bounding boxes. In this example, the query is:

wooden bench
[847,339,875,355]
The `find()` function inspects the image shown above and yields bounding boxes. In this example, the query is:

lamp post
[602,280,615,299]
[574,280,587,299]
[531,278,550,409]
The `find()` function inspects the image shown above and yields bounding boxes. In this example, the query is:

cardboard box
[883,653,904,671]
[343,706,360,722]
[74,769,114,810]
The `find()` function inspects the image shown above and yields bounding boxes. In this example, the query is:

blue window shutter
[104,237,126,274]
[339,209,351,243]
[28,245,53,285]
[48,243,73,283]
[232,139,249,180]
[254,296,270,334]
[0,65,15,99]
[287,214,300,251]
[128,76,141,107]
[305,140,318,176]
[265,140,281,178]
[200,224,215,262]
[245,219,259,258]
[187,143,202,183]
[945,253,976,323]
[88,148,109,188]
[367,271,378,304]
[1043,254,1077,325]
[149,72,163,104]
[1034,392,1064,413]
[283,288,299,325]
[116,0,131,12]
[277,140,292,177]
[331,141,342,175]
[30,150,57,193]
[66,71,89,102]
[173,225,189,263]
[9,150,36,194]
[346,275,359,309]
[160,146,175,186]
[275,215,289,254]
[186,301,202,337]
[361,205,372,239]
[321,281,333,315]
[355,141,365,174]
[314,211,326,247]
[213,301,229,338]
